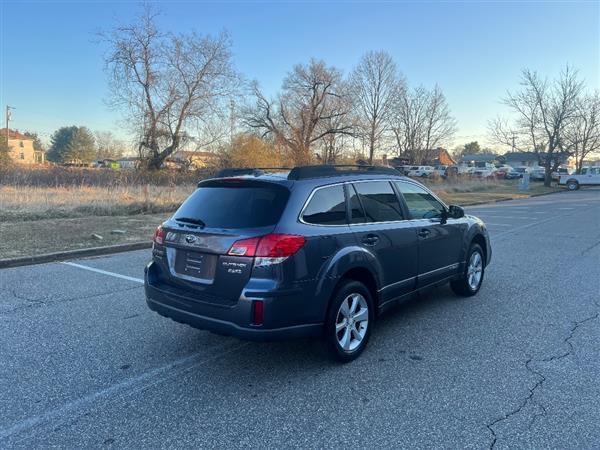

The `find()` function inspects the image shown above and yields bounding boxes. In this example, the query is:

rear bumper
[146,296,322,341]
[144,261,323,341]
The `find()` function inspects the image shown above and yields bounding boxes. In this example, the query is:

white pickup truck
[559,167,600,190]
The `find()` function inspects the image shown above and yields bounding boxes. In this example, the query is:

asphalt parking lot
[1,188,599,449]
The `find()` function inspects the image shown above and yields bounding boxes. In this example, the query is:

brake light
[227,234,306,266]
[256,234,305,257]
[153,226,166,245]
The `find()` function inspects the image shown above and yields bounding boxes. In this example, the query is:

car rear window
[174,180,290,229]
[302,184,347,225]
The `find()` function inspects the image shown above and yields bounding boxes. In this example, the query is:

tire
[451,244,485,297]
[566,180,579,191]
[325,280,374,362]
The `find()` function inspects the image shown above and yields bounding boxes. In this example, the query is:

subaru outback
[145,165,491,361]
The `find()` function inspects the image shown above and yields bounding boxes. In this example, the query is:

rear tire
[325,280,374,363]
[566,180,579,191]
[451,244,485,297]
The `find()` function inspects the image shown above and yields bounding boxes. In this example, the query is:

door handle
[362,234,380,246]
[418,229,431,238]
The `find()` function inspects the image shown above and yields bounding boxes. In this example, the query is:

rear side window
[353,181,403,222]
[174,180,289,229]
[395,182,445,220]
[302,185,347,225]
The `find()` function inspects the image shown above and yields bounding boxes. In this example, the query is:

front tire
[325,280,373,362]
[451,244,485,297]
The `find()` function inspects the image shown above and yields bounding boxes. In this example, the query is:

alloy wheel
[467,251,483,290]
[335,293,369,352]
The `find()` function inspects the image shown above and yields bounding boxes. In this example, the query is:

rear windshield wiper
[174,217,206,228]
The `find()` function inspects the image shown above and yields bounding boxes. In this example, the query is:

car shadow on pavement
[187,283,461,371]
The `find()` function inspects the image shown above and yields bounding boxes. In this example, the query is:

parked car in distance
[394,165,411,176]
[145,165,492,361]
[443,165,459,178]
[530,168,546,181]
[408,165,435,177]
[471,169,495,179]
[505,169,521,180]
[513,167,530,178]
[458,166,476,175]
[494,166,513,179]
[559,166,600,190]
[552,167,572,181]
[434,165,448,177]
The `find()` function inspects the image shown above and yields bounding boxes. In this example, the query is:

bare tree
[564,92,600,173]
[490,66,583,185]
[244,59,353,165]
[101,6,237,169]
[94,131,125,160]
[349,51,403,164]
[391,84,456,164]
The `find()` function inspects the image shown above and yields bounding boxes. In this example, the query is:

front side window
[353,181,403,223]
[395,182,445,220]
[302,184,347,225]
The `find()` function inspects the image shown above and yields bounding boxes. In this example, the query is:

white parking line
[494,213,569,239]
[477,215,530,220]
[61,262,144,284]
[0,341,249,441]
[485,223,513,227]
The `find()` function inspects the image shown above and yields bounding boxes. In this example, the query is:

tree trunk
[368,127,376,165]
[544,162,553,187]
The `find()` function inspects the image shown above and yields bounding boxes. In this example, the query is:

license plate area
[172,249,217,282]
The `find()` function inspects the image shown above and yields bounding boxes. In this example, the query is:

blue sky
[1,1,598,149]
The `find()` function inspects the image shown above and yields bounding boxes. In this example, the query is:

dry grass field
[0,167,561,260]
[0,184,194,222]
[424,178,559,204]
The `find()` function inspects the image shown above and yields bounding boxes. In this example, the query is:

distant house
[422,148,456,166]
[503,151,570,169]
[0,128,45,164]
[387,148,455,167]
[503,152,541,168]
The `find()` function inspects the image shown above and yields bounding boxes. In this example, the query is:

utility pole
[5,105,15,148]
[511,133,516,153]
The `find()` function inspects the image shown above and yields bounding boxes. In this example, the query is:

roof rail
[215,167,292,178]
[287,164,400,180]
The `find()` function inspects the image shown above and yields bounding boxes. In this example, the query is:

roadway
[1,188,599,448]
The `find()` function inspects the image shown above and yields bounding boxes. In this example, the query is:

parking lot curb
[0,242,152,269]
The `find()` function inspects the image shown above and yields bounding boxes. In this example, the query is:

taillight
[153,226,166,245]
[256,234,306,257]
[227,233,306,266]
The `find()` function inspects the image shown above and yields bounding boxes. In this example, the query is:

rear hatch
[155,178,290,306]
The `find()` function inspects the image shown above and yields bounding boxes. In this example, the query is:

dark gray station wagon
[145,165,492,361]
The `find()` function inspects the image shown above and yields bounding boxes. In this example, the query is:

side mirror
[448,205,465,219]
